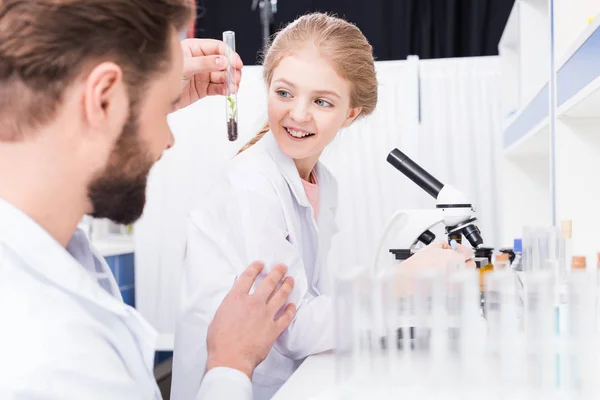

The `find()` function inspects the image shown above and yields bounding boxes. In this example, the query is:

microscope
[375,148,484,268]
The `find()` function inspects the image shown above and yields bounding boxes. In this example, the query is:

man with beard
[0,1,296,399]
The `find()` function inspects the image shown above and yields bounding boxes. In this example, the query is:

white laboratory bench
[272,352,336,400]
[272,316,489,399]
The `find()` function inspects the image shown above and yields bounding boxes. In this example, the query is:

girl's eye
[277,90,291,98]
[315,99,333,108]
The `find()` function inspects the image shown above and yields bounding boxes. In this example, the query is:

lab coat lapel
[0,198,159,392]
[312,163,339,292]
[262,131,311,208]
[260,133,340,292]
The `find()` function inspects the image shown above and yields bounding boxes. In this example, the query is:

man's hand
[176,38,244,110]
[206,262,296,379]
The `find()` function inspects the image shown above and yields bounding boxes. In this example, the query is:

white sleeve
[196,368,253,400]
[274,293,334,360]
[231,173,334,360]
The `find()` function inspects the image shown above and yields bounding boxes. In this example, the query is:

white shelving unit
[78,216,135,257]
[499,0,550,119]
[500,0,600,264]
[498,2,521,119]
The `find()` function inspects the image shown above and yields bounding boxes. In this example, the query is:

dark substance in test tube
[227,118,238,141]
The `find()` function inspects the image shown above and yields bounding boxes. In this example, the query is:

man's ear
[82,62,128,137]
[342,107,362,128]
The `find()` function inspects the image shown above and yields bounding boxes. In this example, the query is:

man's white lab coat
[0,197,252,400]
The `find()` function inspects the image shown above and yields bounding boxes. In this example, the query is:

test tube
[394,266,416,387]
[332,264,378,395]
[448,269,483,393]
[565,267,598,395]
[222,31,238,141]
[370,266,398,388]
[333,264,362,385]
[485,270,523,392]
[413,268,447,390]
[523,270,555,392]
[557,222,572,305]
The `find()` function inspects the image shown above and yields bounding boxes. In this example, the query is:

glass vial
[222,31,238,141]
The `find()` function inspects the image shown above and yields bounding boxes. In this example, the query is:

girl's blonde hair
[237,12,378,154]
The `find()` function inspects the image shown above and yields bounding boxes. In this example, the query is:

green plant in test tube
[223,30,238,141]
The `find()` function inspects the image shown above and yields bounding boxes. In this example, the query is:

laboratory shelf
[93,234,135,257]
[503,9,600,153]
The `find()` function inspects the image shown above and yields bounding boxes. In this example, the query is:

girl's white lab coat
[171,131,339,400]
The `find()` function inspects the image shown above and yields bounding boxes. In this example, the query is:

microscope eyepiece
[446,217,484,249]
[462,223,484,249]
[387,149,444,199]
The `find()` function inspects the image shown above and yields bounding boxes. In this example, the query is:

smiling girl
[171,12,472,400]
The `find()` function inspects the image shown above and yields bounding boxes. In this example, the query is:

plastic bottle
[512,239,525,331]
[512,239,523,271]
[558,221,572,305]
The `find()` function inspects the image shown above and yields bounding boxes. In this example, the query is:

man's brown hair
[0,0,192,141]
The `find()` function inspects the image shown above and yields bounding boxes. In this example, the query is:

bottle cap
[561,220,572,239]
[513,238,522,253]
[572,255,586,269]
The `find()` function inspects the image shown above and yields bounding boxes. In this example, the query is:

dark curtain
[194,0,514,65]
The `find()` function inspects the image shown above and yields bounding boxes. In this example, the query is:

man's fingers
[275,303,296,333]
[233,262,265,294]
[267,276,294,314]
[183,38,244,68]
[253,264,288,301]
[185,55,228,76]
[209,70,227,84]
[209,69,242,85]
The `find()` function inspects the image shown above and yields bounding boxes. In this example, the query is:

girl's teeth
[287,128,313,138]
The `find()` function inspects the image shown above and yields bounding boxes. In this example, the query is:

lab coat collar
[0,197,128,316]
[261,131,314,208]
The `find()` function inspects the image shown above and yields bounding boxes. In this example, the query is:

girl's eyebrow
[274,78,295,87]
[313,89,341,100]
